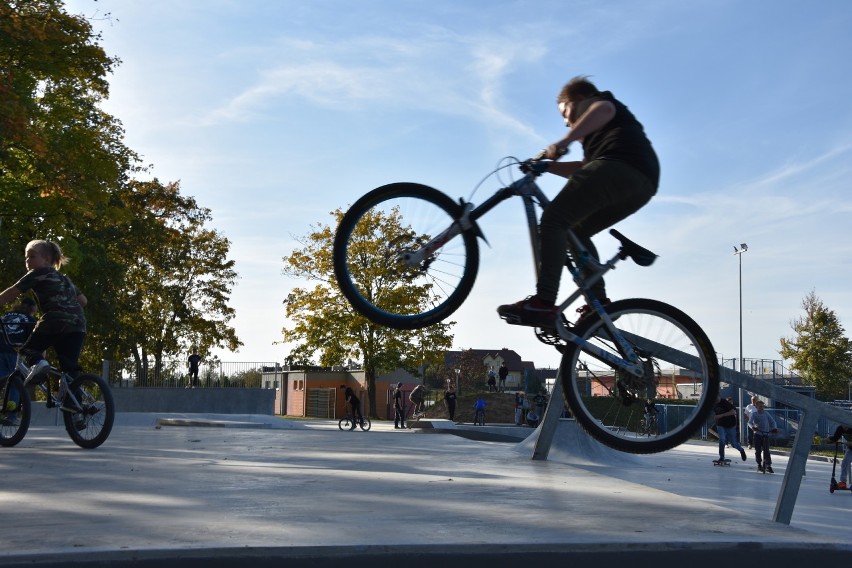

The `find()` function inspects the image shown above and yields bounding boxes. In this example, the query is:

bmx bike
[338,412,371,431]
[0,324,114,449]
[332,152,719,454]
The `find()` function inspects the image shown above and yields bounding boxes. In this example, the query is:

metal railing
[103,359,280,388]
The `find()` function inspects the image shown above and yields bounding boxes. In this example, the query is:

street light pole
[734,243,748,445]
[734,243,748,374]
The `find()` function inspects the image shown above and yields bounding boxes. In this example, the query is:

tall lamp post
[734,243,748,445]
[734,243,748,374]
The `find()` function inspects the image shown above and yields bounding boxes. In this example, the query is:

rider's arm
[0,286,22,307]
[547,99,617,158]
[545,160,585,179]
[76,292,88,307]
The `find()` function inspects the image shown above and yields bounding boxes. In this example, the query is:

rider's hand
[545,143,569,160]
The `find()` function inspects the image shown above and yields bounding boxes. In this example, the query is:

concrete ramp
[514,418,644,466]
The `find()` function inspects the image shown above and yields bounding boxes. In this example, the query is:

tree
[439,349,489,395]
[1,1,242,377]
[282,209,454,417]
[780,290,852,399]
[101,179,241,382]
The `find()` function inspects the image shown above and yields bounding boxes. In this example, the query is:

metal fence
[103,359,280,388]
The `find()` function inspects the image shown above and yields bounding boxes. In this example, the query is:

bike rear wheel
[358,417,372,431]
[63,373,115,449]
[0,374,30,447]
[333,182,480,330]
[560,298,719,454]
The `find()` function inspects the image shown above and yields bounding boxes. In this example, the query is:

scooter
[829,441,852,493]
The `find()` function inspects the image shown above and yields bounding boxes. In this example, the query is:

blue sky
[67,0,852,372]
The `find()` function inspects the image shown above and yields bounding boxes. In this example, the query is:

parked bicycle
[333,153,719,454]
[338,412,371,432]
[0,325,114,449]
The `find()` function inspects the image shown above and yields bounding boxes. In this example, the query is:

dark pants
[350,401,363,423]
[537,160,656,304]
[754,431,772,466]
[447,399,456,421]
[394,406,405,428]
[21,331,85,378]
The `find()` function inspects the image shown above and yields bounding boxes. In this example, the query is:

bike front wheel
[560,298,719,454]
[333,182,480,330]
[338,416,354,431]
[0,374,30,447]
[63,373,115,449]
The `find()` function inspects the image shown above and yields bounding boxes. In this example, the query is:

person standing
[712,395,748,464]
[0,298,37,375]
[743,395,759,449]
[487,367,497,392]
[498,362,508,392]
[827,424,852,489]
[393,382,405,429]
[444,382,457,422]
[748,400,778,473]
[514,392,526,426]
[187,350,201,388]
[0,298,37,413]
[498,75,658,327]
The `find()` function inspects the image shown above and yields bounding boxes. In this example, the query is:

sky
[64,0,852,373]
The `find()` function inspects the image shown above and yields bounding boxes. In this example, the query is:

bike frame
[404,168,648,378]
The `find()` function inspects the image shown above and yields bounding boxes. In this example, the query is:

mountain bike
[339,412,371,431]
[332,153,719,454]
[0,325,115,449]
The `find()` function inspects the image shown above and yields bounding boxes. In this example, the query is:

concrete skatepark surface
[1,414,850,567]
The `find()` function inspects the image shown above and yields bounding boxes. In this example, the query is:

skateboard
[712,459,731,466]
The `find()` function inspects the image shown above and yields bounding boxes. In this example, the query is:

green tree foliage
[98,179,241,382]
[282,209,454,417]
[780,290,852,399]
[1,1,241,377]
[439,348,490,396]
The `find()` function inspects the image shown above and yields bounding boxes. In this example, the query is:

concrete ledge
[157,417,272,429]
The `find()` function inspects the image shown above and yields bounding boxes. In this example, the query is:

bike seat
[610,229,657,267]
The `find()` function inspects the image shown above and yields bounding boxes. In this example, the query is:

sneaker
[73,414,86,431]
[757,465,764,473]
[837,481,847,489]
[497,296,558,328]
[740,448,747,461]
[23,359,50,385]
[766,465,774,474]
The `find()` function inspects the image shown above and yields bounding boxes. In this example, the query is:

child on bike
[498,76,659,327]
[0,240,87,399]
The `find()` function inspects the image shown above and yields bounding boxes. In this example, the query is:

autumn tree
[100,179,241,382]
[438,349,490,396]
[282,209,454,417]
[780,290,852,399]
[1,2,242,377]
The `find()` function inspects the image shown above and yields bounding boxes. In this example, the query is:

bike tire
[338,417,354,431]
[0,374,30,447]
[63,373,115,449]
[560,298,719,454]
[333,182,480,329]
[358,417,372,431]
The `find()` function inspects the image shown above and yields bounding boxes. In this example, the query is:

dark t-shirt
[581,91,660,188]
[713,398,738,429]
[13,267,86,333]
[344,387,359,405]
